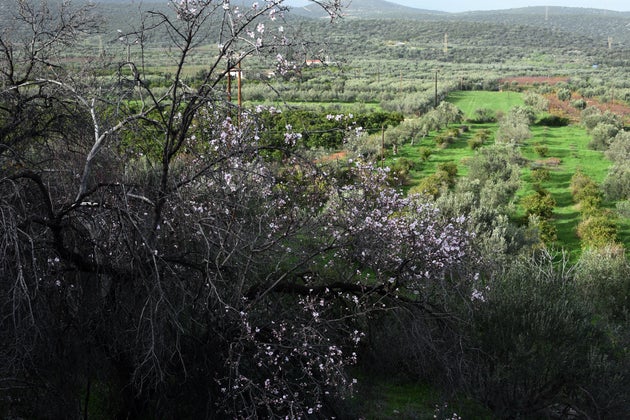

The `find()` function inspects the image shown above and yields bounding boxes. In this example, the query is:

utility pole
[237,60,242,109]
[443,33,448,54]
[227,59,232,103]
[381,125,385,168]
[237,60,243,126]
[434,70,439,108]
[608,36,613,50]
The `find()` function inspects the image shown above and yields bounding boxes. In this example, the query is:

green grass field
[447,90,525,119]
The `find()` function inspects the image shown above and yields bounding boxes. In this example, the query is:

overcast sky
[386,0,630,12]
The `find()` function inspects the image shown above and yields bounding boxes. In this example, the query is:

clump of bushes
[537,114,570,127]
[521,187,557,245]
[530,167,551,184]
[411,162,458,198]
[533,142,549,157]
[556,87,572,101]
[467,137,483,150]
[467,129,491,150]
[434,129,460,148]
[571,170,603,215]
[522,188,556,220]
[464,252,625,419]
[575,246,630,322]
[418,146,433,162]
[468,107,496,123]
[571,98,587,110]
[577,211,618,249]
[570,170,619,248]
[388,157,416,186]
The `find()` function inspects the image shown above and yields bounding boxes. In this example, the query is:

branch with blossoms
[218,296,363,418]
[321,163,477,287]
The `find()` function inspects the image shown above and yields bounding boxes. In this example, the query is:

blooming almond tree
[0,0,476,417]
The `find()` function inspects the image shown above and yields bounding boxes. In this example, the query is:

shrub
[469,108,496,123]
[466,144,524,198]
[571,98,587,110]
[616,200,630,218]
[575,246,630,323]
[495,108,532,144]
[346,132,382,160]
[602,164,630,201]
[474,129,491,141]
[589,123,620,151]
[533,143,549,157]
[581,108,622,132]
[577,211,618,249]
[579,193,602,216]
[412,166,455,198]
[521,188,556,219]
[433,136,449,148]
[570,170,598,201]
[418,146,433,162]
[411,174,443,198]
[468,130,490,150]
[570,175,602,215]
[465,252,615,419]
[537,114,570,127]
[557,87,572,101]
[523,92,549,111]
[530,167,551,183]
[388,157,415,186]
[437,162,458,182]
[528,214,558,244]
[467,137,483,150]
[605,131,630,164]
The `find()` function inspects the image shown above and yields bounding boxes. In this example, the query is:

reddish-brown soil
[317,151,347,163]
[501,76,630,124]
[546,93,630,124]
[501,76,570,86]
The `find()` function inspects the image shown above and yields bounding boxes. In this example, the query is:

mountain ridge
[286,0,630,18]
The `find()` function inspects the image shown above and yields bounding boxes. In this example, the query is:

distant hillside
[288,3,629,45]
[288,0,445,19]
[452,7,630,46]
[87,0,630,64]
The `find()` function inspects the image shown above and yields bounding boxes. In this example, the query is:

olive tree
[495,106,533,144]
